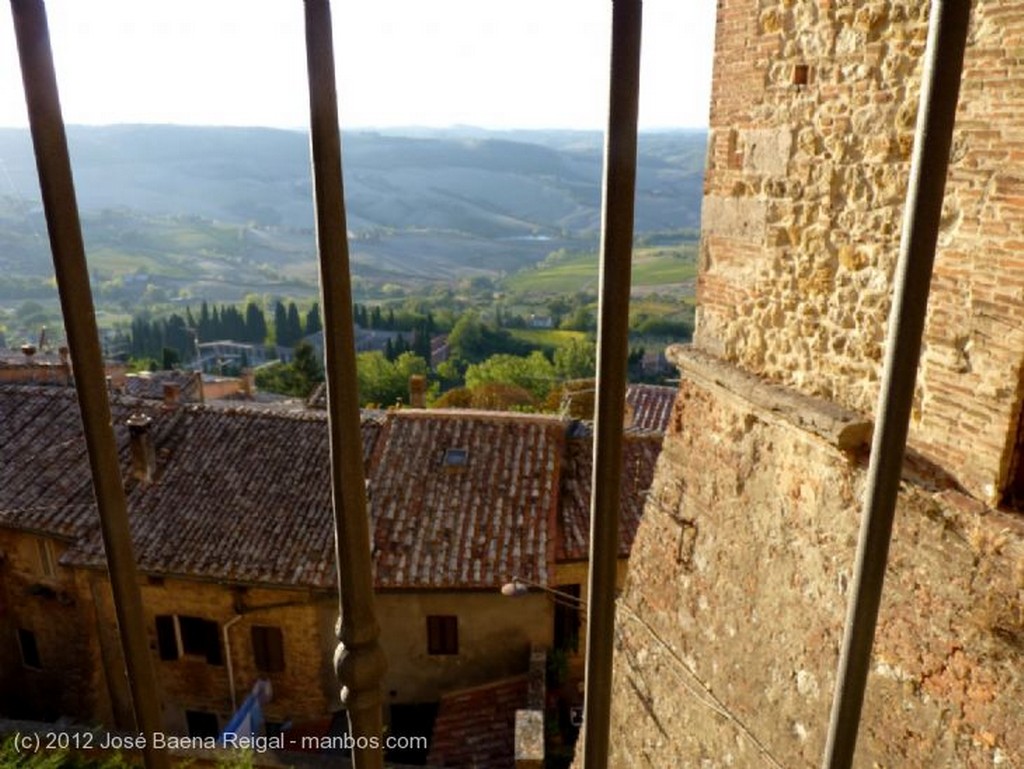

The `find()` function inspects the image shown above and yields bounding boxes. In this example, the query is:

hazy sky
[0,0,716,130]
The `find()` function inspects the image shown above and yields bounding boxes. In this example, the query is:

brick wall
[698,0,1024,502]
[586,2,1024,765]
[595,374,1024,767]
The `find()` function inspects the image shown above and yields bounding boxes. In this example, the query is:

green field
[508,328,589,349]
[502,242,698,296]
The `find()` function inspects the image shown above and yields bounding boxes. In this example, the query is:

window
[426,615,458,655]
[155,614,222,665]
[17,628,41,669]
[251,625,285,672]
[441,448,468,467]
[35,539,56,579]
[185,710,219,738]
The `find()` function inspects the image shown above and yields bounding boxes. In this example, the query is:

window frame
[35,538,57,579]
[17,628,42,670]
[426,615,458,656]
[251,625,286,673]
[154,614,222,665]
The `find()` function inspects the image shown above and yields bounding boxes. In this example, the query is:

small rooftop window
[441,448,469,467]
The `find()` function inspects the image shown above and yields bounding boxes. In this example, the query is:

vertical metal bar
[582,1,642,767]
[9,3,169,767]
[302,3,386,768]
[821,2,971,767]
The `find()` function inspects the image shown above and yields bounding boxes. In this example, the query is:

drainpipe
[10,4,169,768]
[303,3,386,768]
[821,2,971,768]
[582,1,643,768]
[224,615,244,712]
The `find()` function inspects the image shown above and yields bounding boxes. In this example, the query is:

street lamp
[500,575,587,609]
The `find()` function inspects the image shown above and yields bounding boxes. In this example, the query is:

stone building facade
[594,1,1024,766]
[0,385,662,745]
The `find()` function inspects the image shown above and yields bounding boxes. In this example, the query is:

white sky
[0,0,716,130]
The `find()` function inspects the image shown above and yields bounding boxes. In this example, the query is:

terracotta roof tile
[626,383,678,433]
[426,675,529,769]
[556,427,662,562]
[369,410,563,589]
[2,386,656,587]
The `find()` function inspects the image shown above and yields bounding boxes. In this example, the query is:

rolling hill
[0,125,705,302]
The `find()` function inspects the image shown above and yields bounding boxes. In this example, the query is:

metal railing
[9,0,971,767]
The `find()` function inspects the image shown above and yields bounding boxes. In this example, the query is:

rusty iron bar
[9,2,169,767]
[821,1,971,767]
[582,0,643,767]
[302,2,386,767]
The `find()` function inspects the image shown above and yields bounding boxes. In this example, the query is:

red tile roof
[368,410,562,589]
[625,383,677,432]
[556,426,662,562]
[1,386,658,587]
[426,675,529,769]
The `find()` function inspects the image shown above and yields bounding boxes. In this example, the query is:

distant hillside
[0,125,705,301]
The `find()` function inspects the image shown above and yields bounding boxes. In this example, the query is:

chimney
[409,375,427,409]
[241,368,254,398]
[559,378,595,420]
[162,382,181,409]
[58,346,71,385]
[126,414,156,483]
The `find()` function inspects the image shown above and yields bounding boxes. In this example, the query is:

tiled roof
[120,370,202,402]
[0,387,570,590]
[0,386,113,539]
[368,410,562,589]
[625,383,677,433]
[426,675,528,769]
[0,349,64,366]
[556,427,662,562]
[2,386,656,587]
[0,386,374,588]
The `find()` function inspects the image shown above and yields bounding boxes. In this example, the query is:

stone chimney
[58,346,71,386]
[409,375,427,409]
[162,382,181,409]
[126,414,156,483]
[241,368,254,398]
[559,378,595,420]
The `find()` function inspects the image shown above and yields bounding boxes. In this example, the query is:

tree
[273,302,288,346]
[560,306,594,332]
[254,341,323,398]
[464,351,555,401]
[286,302,303,346]
[305,303,322,336]
[245,301,268,344]
[554,338,597,380]
[447,311,485,362]
[356,351,428,407]
[293,340,323,386]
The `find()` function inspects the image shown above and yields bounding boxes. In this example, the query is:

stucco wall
[698,0,1024,502]
[595,372,1024,767]
[375,590,552,704]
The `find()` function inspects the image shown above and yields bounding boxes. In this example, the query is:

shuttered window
[426,615,458,655]
[251,625,285,672]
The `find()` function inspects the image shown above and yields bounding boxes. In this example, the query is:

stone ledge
[666,344,873,451]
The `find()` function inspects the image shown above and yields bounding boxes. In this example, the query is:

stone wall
[87,574,338,733]
[597,362,1024,767]
[0,533,101,721]
[698,0,1024,502]
[589,3,1024,764]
